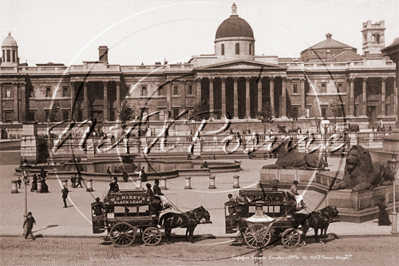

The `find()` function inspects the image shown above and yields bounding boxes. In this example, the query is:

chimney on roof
[99,46,108,63]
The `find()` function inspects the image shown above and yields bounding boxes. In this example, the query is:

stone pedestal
[327,185,399,222]
[20,123,39,164]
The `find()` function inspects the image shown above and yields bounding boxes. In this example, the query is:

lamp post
[20,162,31,221]
[321,117,330,167]
[387,154,399,234]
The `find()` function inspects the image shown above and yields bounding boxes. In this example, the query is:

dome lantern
[2,32,19,66]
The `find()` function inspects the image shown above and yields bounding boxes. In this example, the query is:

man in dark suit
[153,179,163,196]
[62,186,69,208]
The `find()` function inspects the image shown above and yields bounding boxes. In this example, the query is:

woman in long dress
[377,197,391,226]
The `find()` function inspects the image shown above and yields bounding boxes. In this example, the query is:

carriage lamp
[388,154,399,234]
[20,162,31,221]
[321,117,330,167]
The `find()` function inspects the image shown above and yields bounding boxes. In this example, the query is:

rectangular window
[62,87,68,97]
[157,108,166,121]
[13,50,16,63]
[27,111,35,121]
[5,111,13,123]
[188,85,193,95]
[6,50,10,62]
[172,108,179,118]
[45,110,50,121]
[321,107,327,117]
[141,86,147,96]
[173,85,179,95]
[321,83,326,93]
[6,88,11,98]
[337,83,342,92]
[46,87,51,98]
[293,84,298,93]
[158,87,164,96]
[63,110,69,121]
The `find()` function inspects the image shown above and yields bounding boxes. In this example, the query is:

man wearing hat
[23,212,36,240]
[288,181,305,209]
[153,179,163,196]
[92,197,104,216]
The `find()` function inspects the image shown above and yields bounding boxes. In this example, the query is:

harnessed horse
[159,206,211,244]
[295,206,339,245]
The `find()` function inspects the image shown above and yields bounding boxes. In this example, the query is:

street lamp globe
[320,116,330,134]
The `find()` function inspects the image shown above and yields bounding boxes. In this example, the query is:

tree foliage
[191,99,209,121]
[119,102,134,124]
[49,101,60,122]
[256,102,274,123]
[330,98,344,120]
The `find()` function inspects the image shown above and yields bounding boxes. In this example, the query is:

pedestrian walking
[16,176,22,189]
[122,170,128,182]
[106,167,112,179]
[71,175,77,188]
[109,177,119,193]
[62,186,69,208]
[377,197,391,226]
[135,167,148,182]
[40,178,49,193]
[40,167,46,178]
[23,212,36,240]
[76,175,83,188]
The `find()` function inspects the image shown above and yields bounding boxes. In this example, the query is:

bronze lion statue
[262,137,326,170]
[332,145,394,191]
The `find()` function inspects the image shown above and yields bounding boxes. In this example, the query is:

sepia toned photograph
[1,0,398,265]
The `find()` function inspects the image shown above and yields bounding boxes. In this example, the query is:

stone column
[381,77,387,117]
[349,78,355,117]
[116,81,121,114]
[362,78,367,117]
[103,81,108,122]
[257,77,262,112]
[281,77,288,119]
[83,82,88,120]
[221,77,226,117]
[0,83,2,122]
[245,77,250,118]
[196,78,202,104]
[181,80,186,111]
[209,78,214,118]
[233,77,238,119]
[70,82,75,121]
[394,79,397,121]
[20,82,26,122]
[300,78,306,118]
[270,77,275,117]
[13,83,19,122]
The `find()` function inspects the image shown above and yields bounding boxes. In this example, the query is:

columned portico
[13,83,19,122]
[349,78,355,117]
[116,81,121,115]
[257,77,262,112]
[196,78,201,105]
[281,77,288,119]
[70,82,75,121]
[300,78,306,118]
[83,82,88,120]
[362,78,368,117]
[381,77,386,117]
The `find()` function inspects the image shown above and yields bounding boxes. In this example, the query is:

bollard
[136,179,142,190]
[233,175,240,188]
[36,180,42,193]
[209,176,216,189]
[160,178,167,190]
[62,179,68,189]
[86,179,94,192]
[184,177,192,189]
[11,180,19,193]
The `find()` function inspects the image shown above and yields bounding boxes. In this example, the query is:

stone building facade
[0,4,397,129]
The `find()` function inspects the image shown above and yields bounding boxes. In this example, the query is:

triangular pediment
[194,60,287,72]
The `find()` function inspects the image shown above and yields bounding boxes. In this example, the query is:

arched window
[376,34,380,44]
[249,44,252,55]
[221,44,225,55]
[235,43,240,55]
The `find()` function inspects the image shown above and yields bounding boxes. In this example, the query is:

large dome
[2,32,18,47]
[215,4,254,39]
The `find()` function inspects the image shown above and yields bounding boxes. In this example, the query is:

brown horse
[295,206,339,245]
[159,206,211,244]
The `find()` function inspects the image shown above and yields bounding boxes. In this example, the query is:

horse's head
[321,206,339,221]
[193,206,211,224]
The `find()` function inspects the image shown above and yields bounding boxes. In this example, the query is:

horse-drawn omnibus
[92,189,211,246]
[225,187,338,248]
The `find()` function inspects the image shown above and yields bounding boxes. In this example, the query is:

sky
[1,0,398,66]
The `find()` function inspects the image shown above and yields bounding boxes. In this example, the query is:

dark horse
[295,206,339,245]
[159,206,211,244]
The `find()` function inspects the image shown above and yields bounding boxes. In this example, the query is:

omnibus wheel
[142,227,162,246]
[281,228,301,248]
[243,227,272,249]
[109,222,136,246]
